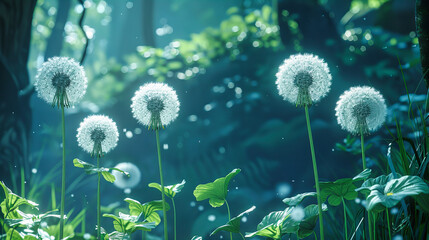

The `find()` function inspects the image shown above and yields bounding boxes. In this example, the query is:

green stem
[156,130,168,240]
[386,208,391,240]
[368,210,373,240]
[361,133,366,170]
[225,200,233,240]
[142,231,146,240]
[172,198,177,240]
[342,198,348,240]
[314,232,318,240]
[304,105,324,240]
[372,212,376,240]
[239,232,246,240]
[20,167,25,198]
[59,105,66,240]
[97,155,101,240]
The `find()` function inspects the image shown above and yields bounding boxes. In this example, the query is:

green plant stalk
[81,208,86,235]
[239,232,246,240]
[20,167,25,198]
[304,105,324,240]
[361,131,373,240]
[142,231,146,240]
[171,198,177,240]
[156,130,168,240]
[386,208,391,240]
[97,155,101,240]
[361,133,366,170]
[59,105,66,240]
[225,200,233,240]
[342,198,348,240]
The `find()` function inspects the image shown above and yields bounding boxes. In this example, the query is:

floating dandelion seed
[291,206,305,221]
[76,115,119,157]
[335,86,387,135]
[276,54,332,106]
[112,162,141,189]
[131,82,180,130]
[35,57,87,108]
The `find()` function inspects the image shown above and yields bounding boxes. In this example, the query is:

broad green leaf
[365,175,429,213]
[23,235,38,240]
[282,192,316,206]
[148,180,186,199]
[124,198,170,226]
[245,207,293,239]
[104,212,156,234]
[211,206,255,236]
[0,181,38,219]
[319,169,370,206]
[356,173,397,195]
[193,169,241,207]
[73,159,129,183]
[6,229,23,240]
[297,204,328,239]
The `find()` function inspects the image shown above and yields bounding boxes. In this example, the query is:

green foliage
[282,192,316,206]
[335,134,372,155]
[297,204,329,239]
[193,169,240,208]
[0,181,38,220]
[124,198,170,226]
[73,158,129,183]
[319,169,371,206]
[210,206,255,236]
[357,175,429,212]
[245,207,293,239]
[103,212,156,234]
[148,180,186,199]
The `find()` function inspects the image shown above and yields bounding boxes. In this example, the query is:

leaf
[245,207,293,239]
[352,168,372,181]
[365,175,429,213]
[297,204,328,239]
[0,181,38,219]
[356,173,397,195]
[318,169,370,206]
[415,193,429,213]
[211,206,255,236]
[193,169,240,207]
[124,198,170,226]
[73,159,129,183]
[282,192,316,206]
[148,180,186,199]
[6,229,23,240]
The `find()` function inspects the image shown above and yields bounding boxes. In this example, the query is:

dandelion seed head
[112,162,141,189]
[35,57,87,107]
[335,86,387,135]
[131,82,180,130]
[77,115,119,156]
[276,54,332,106]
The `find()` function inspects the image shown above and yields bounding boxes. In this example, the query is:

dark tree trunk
[0,0,36,185]
[44,0,71,60]
[416,0,429,88]
[142,0,155,46]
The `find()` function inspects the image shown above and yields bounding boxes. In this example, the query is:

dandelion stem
[361,133,366,170]
[59,104,66,240]
[172,198,177,240]
[386,208,392,240]
[97,154,101,240]
[225,200,233,240]
[304,104,324,240]
[342,198,348,240]
[156,130,168,240]
[20,167,25,198]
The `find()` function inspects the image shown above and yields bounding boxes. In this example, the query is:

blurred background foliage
[14,0,427,238]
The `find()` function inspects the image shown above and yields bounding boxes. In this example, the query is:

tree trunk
[44,0,71,60]
[0,0,36,185]
[416,0,429,88]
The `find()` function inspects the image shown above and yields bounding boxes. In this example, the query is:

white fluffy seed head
[76,115,119,155]
[131,82,180,129]
[112,162,141,189]
[276,54,332,106]
[35,57,87,106]
[335,86,387,135]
